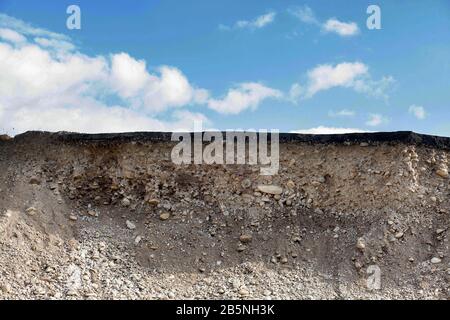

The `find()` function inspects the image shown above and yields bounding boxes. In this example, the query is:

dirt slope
[0,131,449,299]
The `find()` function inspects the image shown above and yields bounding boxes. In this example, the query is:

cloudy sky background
[0,0,450,135]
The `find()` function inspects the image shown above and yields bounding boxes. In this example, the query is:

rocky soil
[0,131,449,300]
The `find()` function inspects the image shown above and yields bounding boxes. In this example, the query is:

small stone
[69,215,78,221]
[29,176,40,185]
[198,267,206,273]
[1,283,11,293]
[360,142,369,147]
[67,290,78,296]
[87,210,97,217]
[35,287,46,295]
[126,220,136,230]
[263,289,271,296]
[135,236,142,244]
[257,185,283,195]
[239,288,250,296]
[148,199,160,206]
[121,198,131,207]
[241,179,252,189]
[237,244,246,252]
[436,168,449,178]
[395,232,404,239]
[280,257,288,264]
[239,234,252,243]
[84,292,97,298]
[159,212,170,221]
[25,207,37,216]
[430,196,437,202]
[436,229,445,234]
[356,238,366,250]
[285,199,292,206]
[3,210,13,218]
[286,180,295,189]
[431,257,442,264]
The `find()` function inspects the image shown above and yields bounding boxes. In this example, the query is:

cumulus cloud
[110,52,150,98]
[0,41,108,101]
[408,105,426,120]
[305,62,368,97]
[220,12,276,31]
[0,14,216,134]
[323,19,359,37]
[109,53,209,113]
[365,113,389,127]
[291,126,366,134]
[290,6,359,37]
[142,66,209,113]
[0,14,286,134]
[207,82,282,114]
[288,62,394,101]
[0,28,26,43]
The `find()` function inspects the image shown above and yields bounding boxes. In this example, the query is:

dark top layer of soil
[8,130,450,150]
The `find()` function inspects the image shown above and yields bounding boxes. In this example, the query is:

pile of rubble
[0,131,449,299]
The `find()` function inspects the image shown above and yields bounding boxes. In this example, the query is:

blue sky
[0,0,449,135]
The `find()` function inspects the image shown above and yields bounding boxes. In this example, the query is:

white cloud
[110,52,150,98]
[0,14,216,135]
[328,109,355,117]
[1,14,287,134]
[0,13,69,41]
[291,126,366,134]
[0,28,26,43]
[0,41,108,101]
[207,82,282,114]
[110,53,209,113]
[290,6,359,37]
[142,65,207,113]
[7,98,211,134]
[301,62,393,100]
[351,76,395,100]
[289,6,319,25]
[34,37,75,53]
[288,83,303,103]
[323,19,359,37]
[408,105,426,120]
[220,12,276,31]
[306,62,368,97]
[365,113,388,127]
